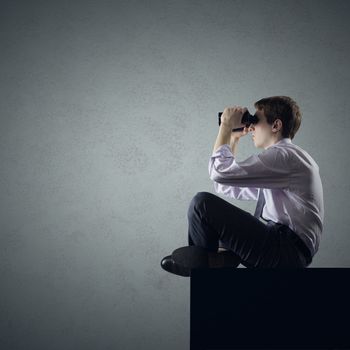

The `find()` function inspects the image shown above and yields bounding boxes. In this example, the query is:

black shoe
[172,245,241,269]
[161,246,241,277]
[171,246,209,269]
[160,255,191,277]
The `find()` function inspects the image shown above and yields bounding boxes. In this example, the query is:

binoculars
[218,110,259,132]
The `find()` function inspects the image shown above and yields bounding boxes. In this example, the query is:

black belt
[271,222,312,262]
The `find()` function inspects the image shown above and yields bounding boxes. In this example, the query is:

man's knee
[187,192,215,218]
[190,191,214,207]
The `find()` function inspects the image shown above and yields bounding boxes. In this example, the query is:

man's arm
[213,106,247,153]
[212,123,232,154]
[230,136,240,157]
[212,123,241,156]
[208,145,292,189]
[210,133,259,200]
[213,106,249,156]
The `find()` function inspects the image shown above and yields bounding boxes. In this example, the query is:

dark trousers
[187,192,312,268]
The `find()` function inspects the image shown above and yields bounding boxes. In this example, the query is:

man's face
[248,108,277,149]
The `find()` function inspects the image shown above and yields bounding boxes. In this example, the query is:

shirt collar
[274,138,292,145]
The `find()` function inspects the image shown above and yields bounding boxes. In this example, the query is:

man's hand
[220,106,248,130]
[213,106,250,154]
[230,125,250,143]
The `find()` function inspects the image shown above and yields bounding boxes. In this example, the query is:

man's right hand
[231,126,250,143]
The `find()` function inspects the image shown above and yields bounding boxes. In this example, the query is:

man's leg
[187,192,283,268]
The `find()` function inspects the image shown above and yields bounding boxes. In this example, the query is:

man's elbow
[209,172,223,183]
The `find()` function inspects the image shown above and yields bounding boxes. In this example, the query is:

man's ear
[272,119,283,132]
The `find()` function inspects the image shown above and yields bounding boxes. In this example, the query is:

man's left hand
[220,106,248,130]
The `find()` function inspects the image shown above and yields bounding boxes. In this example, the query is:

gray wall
[1,0,349,349]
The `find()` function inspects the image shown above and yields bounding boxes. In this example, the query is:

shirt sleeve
[208,144,292,189]
[213,181,259,200]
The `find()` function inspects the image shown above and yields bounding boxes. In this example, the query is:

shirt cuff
[211,144,233,158]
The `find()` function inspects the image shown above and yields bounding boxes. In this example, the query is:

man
[161,96,324,276]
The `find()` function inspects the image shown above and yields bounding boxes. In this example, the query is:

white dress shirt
[208,138,324,258]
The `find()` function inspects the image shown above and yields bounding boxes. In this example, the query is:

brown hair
[254,96,302,140]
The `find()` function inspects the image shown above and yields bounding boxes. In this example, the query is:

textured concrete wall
[1,0,349,349]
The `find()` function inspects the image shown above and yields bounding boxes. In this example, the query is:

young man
[161,96,324,276]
